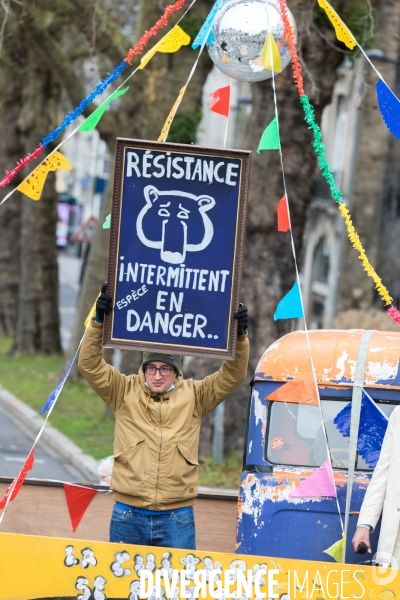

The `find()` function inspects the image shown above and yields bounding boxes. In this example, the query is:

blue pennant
[274,281,304,321]
[376,78,400,139]
[39,351,78,415]
[192,0,224,49]
[334,391,389,468]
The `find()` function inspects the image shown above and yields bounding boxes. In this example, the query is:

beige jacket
[78,321,250,510]
[358,405,400,564]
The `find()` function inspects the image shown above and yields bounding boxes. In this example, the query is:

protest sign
[104,139,250,358]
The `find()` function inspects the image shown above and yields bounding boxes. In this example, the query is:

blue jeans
[109,505,196,549]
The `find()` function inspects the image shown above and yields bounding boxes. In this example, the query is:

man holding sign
[78,287,249,549]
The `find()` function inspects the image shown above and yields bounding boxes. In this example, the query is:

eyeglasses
[145,365,174,376]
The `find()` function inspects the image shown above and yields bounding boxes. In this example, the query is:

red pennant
[210,85,230,117]
[63,484,97,532]
[266,371,319,406]
[277,195,290,232]
[0,447,35,509]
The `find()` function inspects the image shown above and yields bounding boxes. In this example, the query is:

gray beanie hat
[142,352,182,375]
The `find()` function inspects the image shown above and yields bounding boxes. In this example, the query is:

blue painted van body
[236,379,399,563]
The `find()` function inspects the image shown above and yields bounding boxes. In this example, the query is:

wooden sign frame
[104,138,251,359]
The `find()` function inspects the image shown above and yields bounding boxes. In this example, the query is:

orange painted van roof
[254,329,400,389]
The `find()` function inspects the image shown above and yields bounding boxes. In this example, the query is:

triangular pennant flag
[277,195,290,231]
[257,117,280,153]
[140,25,191,69]
[103,213,111,229]
[63,484,97,532]
[334,390,389,468]
[376,79,400,139]
[40,351,78,414]
[210,85,230,117]
[78,87,130,132]
[324,533,346,563]
[317,0,356,50]
[17,152,72,201]
[260,33,282,73]
[192,0,224,49]
[266,370,319,406]
[84,295,99,327]
[289,459,336,497]
[274,281,304,320]
[158,85,187,142]
[0,448,35,509]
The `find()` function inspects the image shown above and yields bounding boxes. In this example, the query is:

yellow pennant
[339,203,392,305]
[260,33,282,73]
[84,295,99,328]
[324,532,346,563]
[158,85,187,142]
[318,0,357,50]
[139,25,191,70]
[17,151,72,201]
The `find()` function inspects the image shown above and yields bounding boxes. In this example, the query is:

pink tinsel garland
[0,144,44,188]
[125,0,187,64]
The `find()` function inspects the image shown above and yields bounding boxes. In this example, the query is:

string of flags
[0,0,191,191]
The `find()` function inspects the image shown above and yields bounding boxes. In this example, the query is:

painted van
[236,329,400,563]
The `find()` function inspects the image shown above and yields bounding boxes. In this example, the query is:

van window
[266,399,396,470]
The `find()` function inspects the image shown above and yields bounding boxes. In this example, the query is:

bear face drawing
[136,185,216,264]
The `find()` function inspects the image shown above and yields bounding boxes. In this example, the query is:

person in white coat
[352,405,400,566]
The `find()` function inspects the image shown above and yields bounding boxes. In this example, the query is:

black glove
[234,304,248,335]
[95,283,113,323]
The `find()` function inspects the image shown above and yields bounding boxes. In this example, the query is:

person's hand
[95,283,113,323]
[352,526,372,554]
[234,304,248,336]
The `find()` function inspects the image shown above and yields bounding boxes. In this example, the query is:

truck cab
[236,329,400,563]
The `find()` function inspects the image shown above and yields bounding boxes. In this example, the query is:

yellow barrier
[1,532,399,600]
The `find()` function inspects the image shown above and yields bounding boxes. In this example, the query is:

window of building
[312,237,330,284]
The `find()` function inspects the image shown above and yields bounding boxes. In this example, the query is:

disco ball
[207,0,297,83]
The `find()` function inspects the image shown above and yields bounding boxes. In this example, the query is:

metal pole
[213,403,225,464]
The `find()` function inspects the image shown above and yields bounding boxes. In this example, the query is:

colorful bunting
[280,0,398,322]
[63,484,97,532]
[387,305,400,324]
[78,87,130,132]
[192,0,224,49]
[257,117,280,153]
[376,78,400,140]
[277,195,290,231]
[125,0,187,64]
[1,0,188,191]
[317,0,357,50]
[274,280,304,320]
[0,448,35,509]
[17,152,72,201]
[266,370,319,406]
[324,533,346,563]
[210,85,230,117]
[139,26,191,69]
[334,391,388,468]
[289,459,336,498]
[158,85,187,142]
[260,33,282,73]
[103,214,111,230]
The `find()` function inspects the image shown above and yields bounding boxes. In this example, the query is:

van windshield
[266,399,396,470]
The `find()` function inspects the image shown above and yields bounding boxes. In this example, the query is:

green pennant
[102,214,111,229]
[257,117,280,153]
[79,87,130,132]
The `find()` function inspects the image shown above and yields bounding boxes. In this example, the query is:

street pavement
[0,251,86,482]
